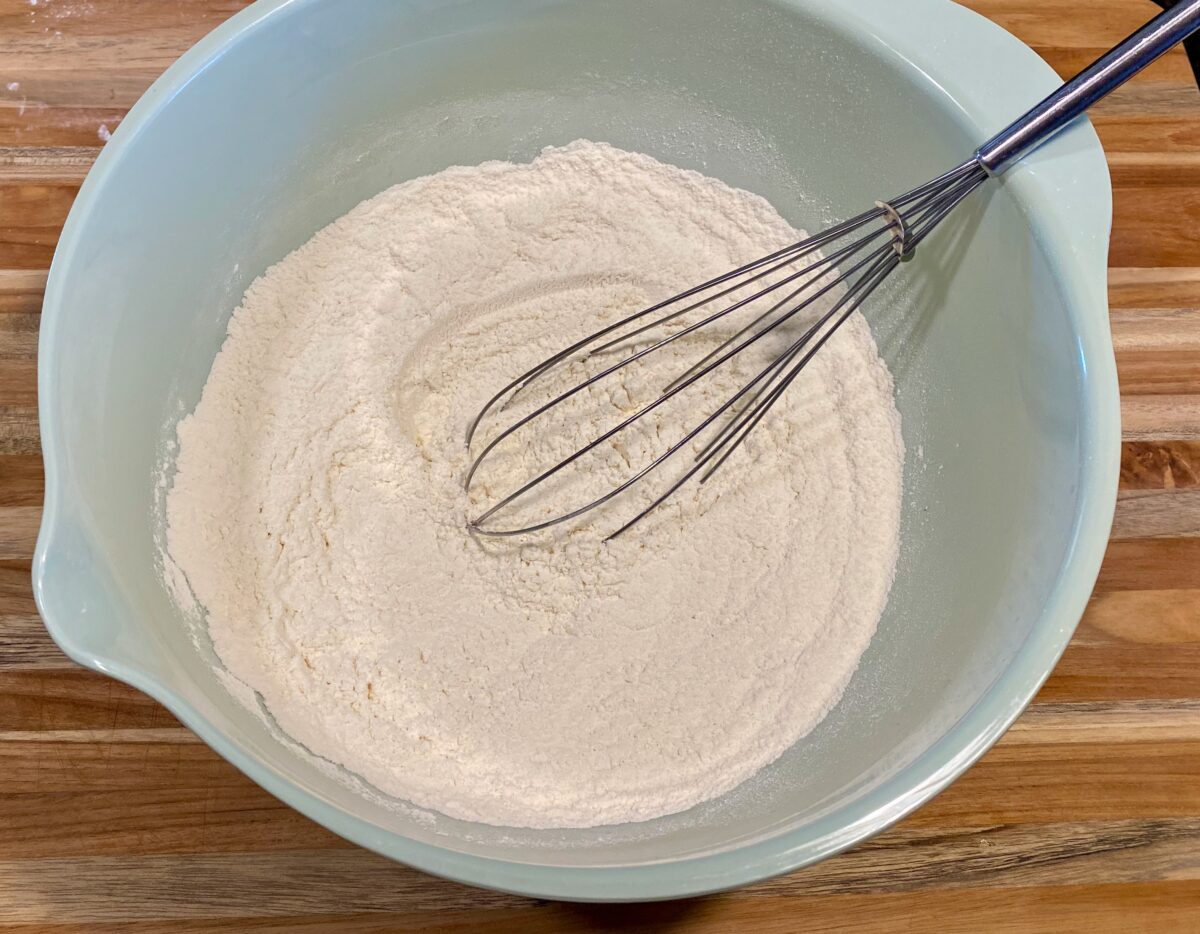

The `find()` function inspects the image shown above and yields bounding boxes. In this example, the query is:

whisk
[465,0,1200,539]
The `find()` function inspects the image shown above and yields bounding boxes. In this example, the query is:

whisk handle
[975,0,1200,174]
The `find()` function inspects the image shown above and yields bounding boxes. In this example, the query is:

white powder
[165,141,904,829]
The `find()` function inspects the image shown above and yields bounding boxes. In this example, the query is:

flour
[164,141,904,829]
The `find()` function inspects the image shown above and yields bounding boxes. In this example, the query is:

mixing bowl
[35,0,1118,901]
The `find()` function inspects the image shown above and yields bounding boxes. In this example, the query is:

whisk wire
[465,160,989,537]
[468,235,900,536]
[462,221,894,490]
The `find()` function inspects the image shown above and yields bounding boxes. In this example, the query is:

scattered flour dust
[164,141,904,829]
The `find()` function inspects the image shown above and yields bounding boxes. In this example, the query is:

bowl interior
[37,0,1111,893]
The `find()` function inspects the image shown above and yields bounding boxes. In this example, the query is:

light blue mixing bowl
[34,0,1119,901]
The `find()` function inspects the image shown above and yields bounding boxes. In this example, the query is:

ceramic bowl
[35,0,1118,901]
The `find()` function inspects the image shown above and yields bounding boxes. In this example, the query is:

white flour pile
[164,141,904,829]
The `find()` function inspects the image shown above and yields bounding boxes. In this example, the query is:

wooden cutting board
[1,1,1198,930]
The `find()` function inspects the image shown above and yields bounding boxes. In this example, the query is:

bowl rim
[34,0,1119,902]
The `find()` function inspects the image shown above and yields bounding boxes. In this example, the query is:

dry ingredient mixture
[164,141,904,829]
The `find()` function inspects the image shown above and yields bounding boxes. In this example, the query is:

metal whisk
[465,0,1200,539]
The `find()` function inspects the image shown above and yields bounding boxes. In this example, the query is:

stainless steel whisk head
[462,0,1200,539]
[464,162,986,539]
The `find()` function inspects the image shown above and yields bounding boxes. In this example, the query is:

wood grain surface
[2,0,1199,930]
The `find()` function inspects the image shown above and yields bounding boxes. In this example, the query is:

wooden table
[2,1,1198,929]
